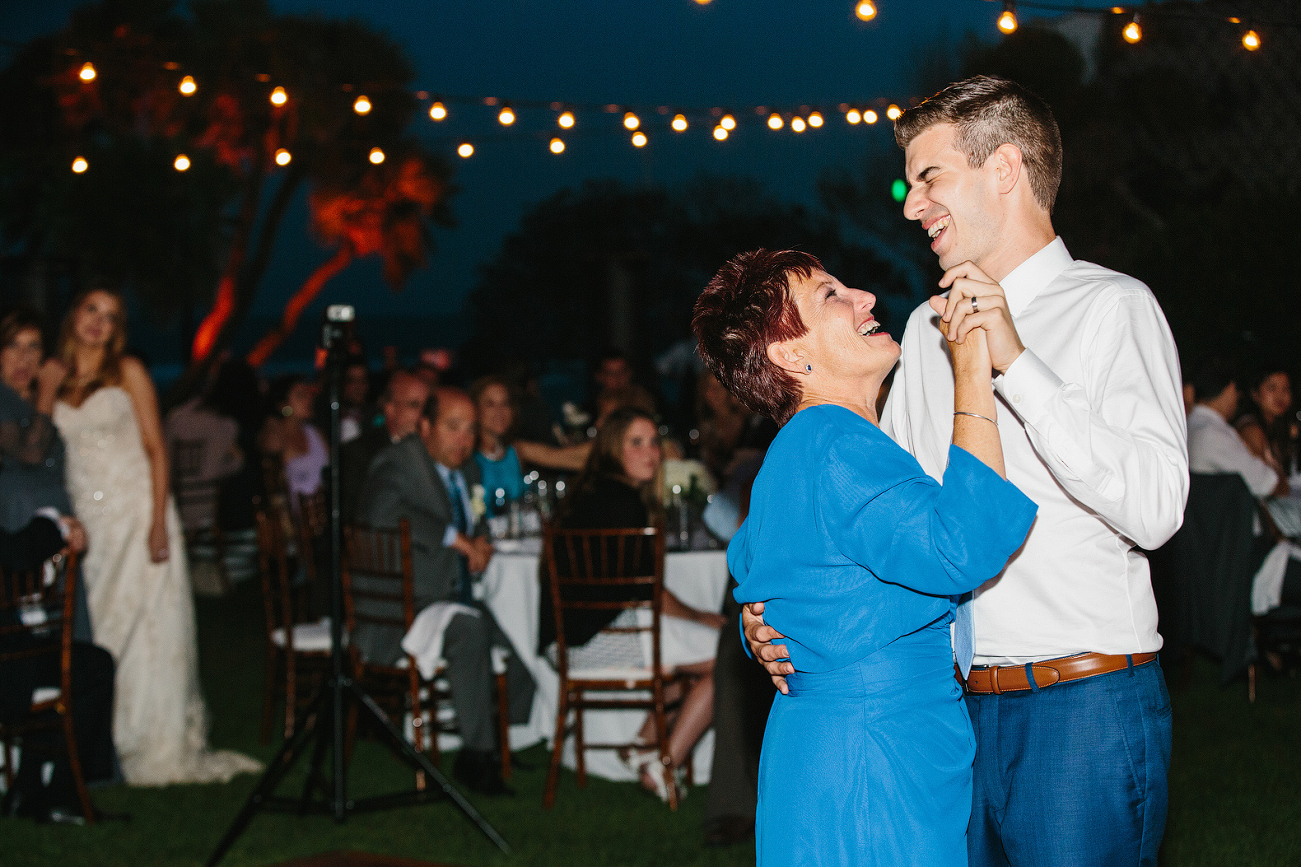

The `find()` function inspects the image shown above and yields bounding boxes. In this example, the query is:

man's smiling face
[903,122,1003,271]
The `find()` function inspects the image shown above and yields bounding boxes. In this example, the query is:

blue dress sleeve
[819,439,1037,597]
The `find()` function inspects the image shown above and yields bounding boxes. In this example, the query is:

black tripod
[206,307,509,866]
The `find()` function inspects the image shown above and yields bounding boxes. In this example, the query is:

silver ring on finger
[971,296,979,314]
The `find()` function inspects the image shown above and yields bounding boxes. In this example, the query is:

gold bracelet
[954,411,997,426]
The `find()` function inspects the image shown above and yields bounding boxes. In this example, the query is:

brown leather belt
[960,652,1158,695]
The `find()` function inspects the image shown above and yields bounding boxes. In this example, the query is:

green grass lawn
[6,579,1300,866]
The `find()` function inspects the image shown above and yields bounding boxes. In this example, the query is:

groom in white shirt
[746,76,1189,866]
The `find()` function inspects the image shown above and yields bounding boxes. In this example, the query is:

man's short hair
[895,75,1063,213]
[1190,354,1240,404]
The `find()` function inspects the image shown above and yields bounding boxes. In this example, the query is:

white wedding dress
[55,386,262,786]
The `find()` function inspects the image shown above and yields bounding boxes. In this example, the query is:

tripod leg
[205,689,326,867]
[346,682,511,854]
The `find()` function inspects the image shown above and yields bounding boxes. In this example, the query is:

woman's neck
[72,346,106,380]
[479,430,504,457]
[795,382,881,425]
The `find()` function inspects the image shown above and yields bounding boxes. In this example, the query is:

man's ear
[766,339,807,376]
[418,417,432,439]
[990,143,1024,195]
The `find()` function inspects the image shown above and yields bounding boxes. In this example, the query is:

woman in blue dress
[692,250,1036,865]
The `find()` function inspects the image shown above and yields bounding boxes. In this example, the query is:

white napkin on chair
[401,602,480,679]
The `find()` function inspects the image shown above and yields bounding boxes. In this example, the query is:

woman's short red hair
[692,249,821,426]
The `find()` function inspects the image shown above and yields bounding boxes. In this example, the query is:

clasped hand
[928,261,1025,373]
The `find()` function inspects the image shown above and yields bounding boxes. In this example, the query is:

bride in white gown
[53,289,261,786]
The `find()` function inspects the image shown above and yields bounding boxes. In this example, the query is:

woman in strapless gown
[53,289,261,786]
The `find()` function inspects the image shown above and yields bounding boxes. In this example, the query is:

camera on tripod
[320,304,356,353]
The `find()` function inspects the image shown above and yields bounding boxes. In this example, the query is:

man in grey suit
[356,386,534,796]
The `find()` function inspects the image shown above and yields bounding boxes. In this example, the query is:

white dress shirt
[1187,404,1278,496]
[434,462,474,548]
[881,237,1189,664]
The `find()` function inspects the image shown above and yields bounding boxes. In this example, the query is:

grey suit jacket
[353,435,482,661]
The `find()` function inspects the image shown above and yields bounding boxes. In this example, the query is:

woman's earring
[805,364,813,372]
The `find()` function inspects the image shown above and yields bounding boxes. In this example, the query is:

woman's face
[782,269,899,386]
[72,291,121,349]
[285,382,318,420]
[1253,372,1292,422]
[0,327,43,392]
[476,383,514,439]
[620,417,662,484]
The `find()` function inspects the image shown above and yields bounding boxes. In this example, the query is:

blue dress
[473,445,524,514]
[729,405,1036,866]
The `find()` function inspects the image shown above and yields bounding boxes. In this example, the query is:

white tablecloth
[475,541,730,782]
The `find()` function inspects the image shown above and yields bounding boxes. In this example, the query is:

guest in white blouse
[1187,355,1287,498]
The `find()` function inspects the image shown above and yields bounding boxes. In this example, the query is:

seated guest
[541,406,724,802]
[1,512,116,824]
[338,358,374,445]
[469,375,589,513]
[1235,362,1298,485]
[355,387,535,796]
[339,370,429,521]
[590,348,658,430]
[164,370,244,532]
[257,375,326,507]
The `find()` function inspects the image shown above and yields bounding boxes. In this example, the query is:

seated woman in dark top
[540,406,725,802]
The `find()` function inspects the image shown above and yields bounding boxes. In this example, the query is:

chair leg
[574,691,587,788]
[213,524,232,594]
[653,682,677,811]
[1248,661,1257,703]
[261,651,276,744]
[495,672,511,781]
[285,653,297,740]
[59,708,95,825]
[543,688,569,808]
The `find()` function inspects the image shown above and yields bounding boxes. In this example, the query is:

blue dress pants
[966,659,1172,867]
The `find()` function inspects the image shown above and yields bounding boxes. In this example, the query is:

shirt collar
[999,236,1072,317]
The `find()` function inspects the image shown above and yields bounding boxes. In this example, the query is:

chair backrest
[172,438,221,530]
[0,549,80,705]
[542,525,665,677]
[254,506,297,647]
[341,520,414,664]
[295,490,329,587]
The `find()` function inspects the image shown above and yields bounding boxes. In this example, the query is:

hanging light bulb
[671,114,688,132]
[713,125,728,141]
[178,75,197,96]
[274,148,291,166]
[498,106,515,125]
[457,142,474,158]
[791,117,807,133]
[368,147,385,164]
[557,110,575,128]
[624,112,640,130]
[694,0,712,5]
[549,138,565,154]
[631,131,648,147]
[885,104,902,121]
[1242,29,1261,50]
[429,101,447,120]
[808,111,824,128]
[270,86,287,106]
[864,109,880,124]
[78,62,96,82]
[353,95,372,115]
[174,154,191,172]
[720,114,737,130]
[998,2,1018,35]
[1122,15,1142,44]
[846,108,862,124]
[71,156,89,174]
[855,2,877,22]
[767,112,784,130]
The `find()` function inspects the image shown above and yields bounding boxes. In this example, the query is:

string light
[71,156,88,174]
[864,109,880,123]
[1122,14,1142,44]
[557,110,575,128]
[885,104,902,121]
[671,114,688,132]
[720,114,737,130]
[549,137,565,154]
[78,62,96,82]
[429,101,447,120]
[713,125,728,141]
[178,75,196,95]
[368,147,385,164]
[457,142,474,158]
[694,0,713,5]
[767,112,784,130]
[623,111,640,130]
[270,86,287,106]
[274,148,291,166]
[1243,29,1261,50]
[791,116,807,133]
[631,130,647,147]
[353,95,372,114]
[855,2,877,22]
[497,105,516,125]
[998,2,1018,35]
[846,108,862,124]
[808,111,824,128]
[174,154,191,171]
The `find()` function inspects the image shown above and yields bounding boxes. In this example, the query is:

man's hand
[454,533,493,573]
[933,261,1026,373]
[742,601,792,695]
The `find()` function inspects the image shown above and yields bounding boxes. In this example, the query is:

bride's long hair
[56,287,128,399]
